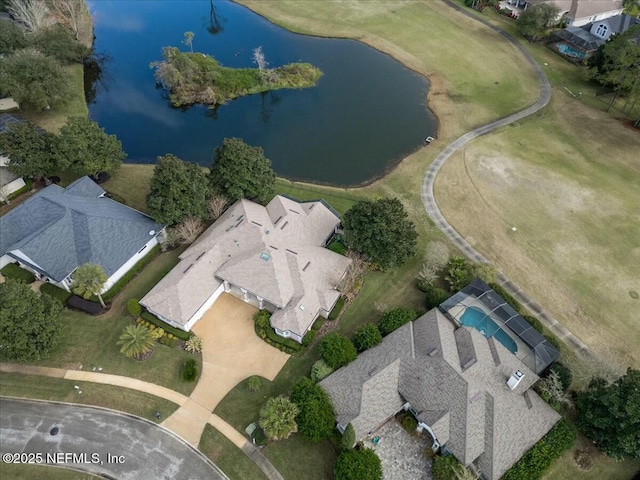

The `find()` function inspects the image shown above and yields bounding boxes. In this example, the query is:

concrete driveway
[0,397,227,480]
[162,293,289,446]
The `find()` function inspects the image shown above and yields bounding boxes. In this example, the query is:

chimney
[507,370,524,390]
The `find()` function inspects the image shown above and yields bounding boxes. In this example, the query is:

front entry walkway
[162,293,290,446]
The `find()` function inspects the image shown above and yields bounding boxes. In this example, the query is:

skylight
[260,252,271,261]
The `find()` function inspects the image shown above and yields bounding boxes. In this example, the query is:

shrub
[127,298,142,318]
[98,245,160,301]
[341,423,356,450]
[334,448,382,480]
[489,282,524,314]
[247,376,262,393]
[311,317,325,332]
[291,377,335,442]
[353,324,382,352]
[328,241,346,256]
[329,297,345,320]
[252,426,267,446]
[548,362,572,391]
[311,359,334,382]
[401,414,418,433]
[182,358,198,381]
[378,307,417,336]
[424,285,450,309]
[149,327,165,340]
[40,283,72,303]
[158,336,179,348]
[320,333,357,369]
[68,295,104,315]
[254,309,271,331]
[502,419,576,480]
[302,330,316,347]
[185,335,203,353]
[141,311,191,340]
[432,454,462,480]
[1,264,36,283]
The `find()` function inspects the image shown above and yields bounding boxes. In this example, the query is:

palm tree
[183,31,195,53]
[117,324,155,359]
[71,263,108,308]
[259,396,299,441]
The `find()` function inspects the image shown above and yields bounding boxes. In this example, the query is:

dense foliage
[57,117,125,178]
[516,3,561,40]
[378,307,417,336]
[0,47,72,111]
[502,419,576,480]
[290,377,335,442]
[32,25,90,64]
[424,285,450,309]
[577,369,640,459]
[445,256,473,291]
[151,47,322,107]
[334,448,382,480]
[209,137,276,204]
[311,359,334,383]
[431,454,462,480]
[341,423,356,450]
[259,396,299,441]
[0,279,63,362]
[182,358,198,381]
[147,154,209,225]
[320,333,358,369]
[343,198,417,270]
[353,324,382,352]
[0,120,58,180]
[127,299,142,318]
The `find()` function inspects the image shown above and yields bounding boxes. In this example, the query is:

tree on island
[0,279,63,362]
[0,120,58,181]
[0,47,72,111]
[342,198,417,270]
[209,138,276,205]
[147,154,209,225]
[72,263,108,308]
[516,3,561,41]
[56,117,126,178]
[183,31,195,53]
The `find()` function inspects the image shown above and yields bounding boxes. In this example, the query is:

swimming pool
[459,307,518,354]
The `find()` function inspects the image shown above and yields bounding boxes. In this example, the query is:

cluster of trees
[0,0,91,111]
[516,3,562,41]
[0,117,125,182]
[147,137,275,226]
[342,197,418,270]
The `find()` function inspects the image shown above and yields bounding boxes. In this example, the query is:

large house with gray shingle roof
[0,176,163,292]
[320,309,560,480]
[140,195,351,342]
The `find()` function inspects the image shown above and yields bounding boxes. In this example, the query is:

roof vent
[299,304,305,311]
[507,370,524,391]
[149,230,156,236]
[265,229,270,235]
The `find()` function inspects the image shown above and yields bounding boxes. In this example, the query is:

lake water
[87,0,437,186]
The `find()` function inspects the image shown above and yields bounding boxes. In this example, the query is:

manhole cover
[50,427,59,436]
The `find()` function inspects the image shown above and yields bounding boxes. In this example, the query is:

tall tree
[259,396,299,441]
[56,117,125,178]
[0,120,58,181]
[147,154,209,225]
[50,0,89,41]
[6,0,53,33]
[0,48,72,111]
[0,279,63,362]
[209,137,276,204]
[183,31,195,52]
[577,368,640,459]
[290,377,335,442]
[516,3,561,41]
[342,197,417,270]
[71,263,108,308]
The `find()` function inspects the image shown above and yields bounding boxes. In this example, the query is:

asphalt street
[0,397,228,480]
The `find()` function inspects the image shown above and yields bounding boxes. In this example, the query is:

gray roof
[526,0,623,19]
[320,309,560,480]
[141,195,351,337]
[0,177,162,281]
[0,166,20,188]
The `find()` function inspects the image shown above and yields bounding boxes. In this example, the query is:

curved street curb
[422,0,590,358]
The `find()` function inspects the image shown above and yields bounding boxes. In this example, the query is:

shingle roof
[0,166,20,188]
[320,309,560,480]
[140,196,351,337]
[569,0,623,20]
[0,177,162,281]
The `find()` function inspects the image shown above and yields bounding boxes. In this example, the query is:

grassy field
[199,425,269,480]
[0,463,100,480]
[0,373,178,422]
[21,64,88,133]
[29,246,201,396]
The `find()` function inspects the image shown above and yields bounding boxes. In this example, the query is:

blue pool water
[459,307,518,354]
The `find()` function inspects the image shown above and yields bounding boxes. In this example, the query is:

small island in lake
[151,46,323,107]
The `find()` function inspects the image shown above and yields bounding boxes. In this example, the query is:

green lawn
[32,246,200,396]
[263,434,338,480]
[0,372,178,423]
[199,424,269,480]
[0,463,100,480]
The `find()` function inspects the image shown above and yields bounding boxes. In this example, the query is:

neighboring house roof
[0,113,24,133]
[140,195,351,336]
[599,13,640,33]
[320,309,560,480]
[0,166,20,188]
[0,176,162,282]
[526,0,623,19]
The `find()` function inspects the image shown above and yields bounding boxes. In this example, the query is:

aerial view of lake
[87,0,437,186]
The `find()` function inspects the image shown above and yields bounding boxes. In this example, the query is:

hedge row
[254,310,303,354]
[141,311,190,340]
[329,297,345,320]
[40,283,72,304]
[68,295,104,315]
[501,419,576,480]
[1,263,36,283]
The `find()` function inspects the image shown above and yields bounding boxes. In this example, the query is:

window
[595,23,608,37]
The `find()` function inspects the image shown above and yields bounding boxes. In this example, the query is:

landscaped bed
[0,263,36,283]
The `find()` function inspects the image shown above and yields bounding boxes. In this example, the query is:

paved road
[422,0,589,357]
[0,397,228,480]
